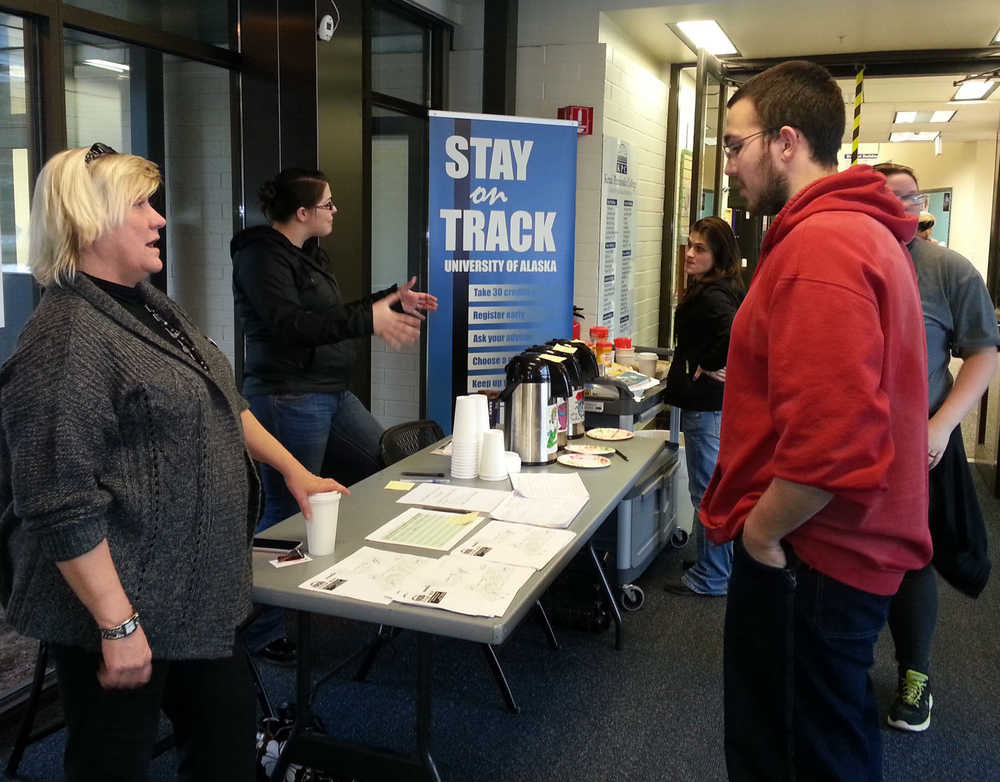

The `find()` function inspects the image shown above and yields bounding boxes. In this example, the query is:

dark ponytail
[258,168,329,223]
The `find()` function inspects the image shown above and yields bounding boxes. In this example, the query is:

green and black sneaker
[887,669,933,732]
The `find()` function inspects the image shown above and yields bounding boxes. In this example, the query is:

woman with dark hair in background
[874,162,998,732]
[232,168,436,661]
[663,216,745,597]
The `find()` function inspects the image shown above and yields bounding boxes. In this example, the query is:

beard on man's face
[747,154,790,216]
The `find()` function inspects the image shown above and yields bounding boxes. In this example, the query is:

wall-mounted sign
[597,136,638,339]
[426,111,578,433]
[557,105,594,136]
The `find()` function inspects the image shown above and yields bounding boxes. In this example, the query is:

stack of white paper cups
[450,395,481,478]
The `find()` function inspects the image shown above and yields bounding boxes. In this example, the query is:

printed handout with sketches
[489,472,590,528]
[457,521,576,570]
[299,547,432,604]
[366,507,483,552]
[397,482,511,513]
[393,553,535,617]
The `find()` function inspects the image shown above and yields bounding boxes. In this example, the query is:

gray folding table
[252,434,670,781]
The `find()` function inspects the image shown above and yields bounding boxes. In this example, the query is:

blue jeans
[246,391,383,649]
[679,409,732,595]
[724,538,891,782]
[249,390,384,530]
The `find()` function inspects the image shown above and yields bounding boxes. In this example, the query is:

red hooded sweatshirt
[700,165,932,595]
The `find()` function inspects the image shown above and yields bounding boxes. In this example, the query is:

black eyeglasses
[84,142,117,165]
[312,199,335,211]
[722,128,779,159]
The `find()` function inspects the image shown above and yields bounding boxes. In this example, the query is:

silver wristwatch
[99,611,140,641]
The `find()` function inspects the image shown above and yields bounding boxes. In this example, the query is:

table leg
[480,644,520,714]
[269,611,312,782]
[588,541,624,650]
[535,600,560,650]
[416,633,442,782]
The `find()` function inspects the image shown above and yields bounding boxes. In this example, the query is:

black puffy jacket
[231,225,395,395]
[663,277,744,412]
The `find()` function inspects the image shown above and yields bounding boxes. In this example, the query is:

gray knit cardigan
[0,275,261,659]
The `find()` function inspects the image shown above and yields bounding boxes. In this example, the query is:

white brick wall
[162,57,235,364]
[598,16,668,348]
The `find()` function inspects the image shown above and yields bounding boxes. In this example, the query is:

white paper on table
[298,546,432,604]
[489,493,589,529]
[509,472,589,501]
[366,507,483,552]
[393,553,535,617]
[456,520,576,570]
[397,482,511,513]
[431,440,452,456]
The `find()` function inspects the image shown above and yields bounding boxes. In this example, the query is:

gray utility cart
[584,346,687,612]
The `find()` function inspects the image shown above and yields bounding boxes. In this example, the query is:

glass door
[689,49,727,223]
[370,106,428,428]
[0,13,36,365]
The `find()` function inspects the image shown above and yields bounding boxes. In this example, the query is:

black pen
[401,471,447,478]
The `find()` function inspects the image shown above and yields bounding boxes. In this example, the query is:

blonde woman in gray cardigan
[0,144,347,780]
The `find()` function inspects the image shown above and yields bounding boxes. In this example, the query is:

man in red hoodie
[700,61,932,781]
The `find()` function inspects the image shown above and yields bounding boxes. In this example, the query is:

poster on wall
[598,137,638,340]
[427,111,578,433]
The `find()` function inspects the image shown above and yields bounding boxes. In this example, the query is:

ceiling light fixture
[668,20,740,57]
[893,111,918,124]
[83,58,130,73]
[889,131,940,143]
[951,78,997,101]
[929,110,956,123]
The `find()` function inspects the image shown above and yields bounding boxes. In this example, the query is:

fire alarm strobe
[318,14,335,41]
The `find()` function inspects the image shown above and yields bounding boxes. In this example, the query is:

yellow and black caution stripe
[850,66,864,166]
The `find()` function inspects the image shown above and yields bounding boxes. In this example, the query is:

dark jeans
[724,536,891,782]
[50,645,256,782]
[247,390,384,650]
[249,390,383,529]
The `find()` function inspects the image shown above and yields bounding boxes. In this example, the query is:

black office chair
[354,420,559,714]
[378,419,444,466]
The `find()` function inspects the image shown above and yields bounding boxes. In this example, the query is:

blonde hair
[28,146,162,286]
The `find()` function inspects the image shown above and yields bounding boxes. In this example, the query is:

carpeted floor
[2,468,999,781]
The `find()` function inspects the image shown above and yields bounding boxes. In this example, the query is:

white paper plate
[565,443,615,456]
[557,452,611,469]
[585,427,634,441]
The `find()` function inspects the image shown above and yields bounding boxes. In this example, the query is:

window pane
[63,29,236,363]
[370,106,426,427]
[0,13,35,365]
[66,0,233,49]
[372,6,428,106]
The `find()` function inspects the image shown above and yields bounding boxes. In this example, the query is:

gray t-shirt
[909,238,1000,412]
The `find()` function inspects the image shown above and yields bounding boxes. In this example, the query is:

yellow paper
[385,480,416,491]
[449,512,480,526]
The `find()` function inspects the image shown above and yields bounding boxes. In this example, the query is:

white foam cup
[478,429,507,480]
[452,395,480,442]
[505,451,521,474]
[471,393,490,436]
[636,352,657,377]
[305,491,341,556]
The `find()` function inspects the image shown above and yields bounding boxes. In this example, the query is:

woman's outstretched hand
[397,276,438,318]
[373,292,422,349]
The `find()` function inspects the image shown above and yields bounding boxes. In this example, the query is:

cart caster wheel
[670,528,689,549]
[620,584,645,612]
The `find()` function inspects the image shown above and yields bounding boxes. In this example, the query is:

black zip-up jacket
[231,225,396,395]
[663,277,744,412]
